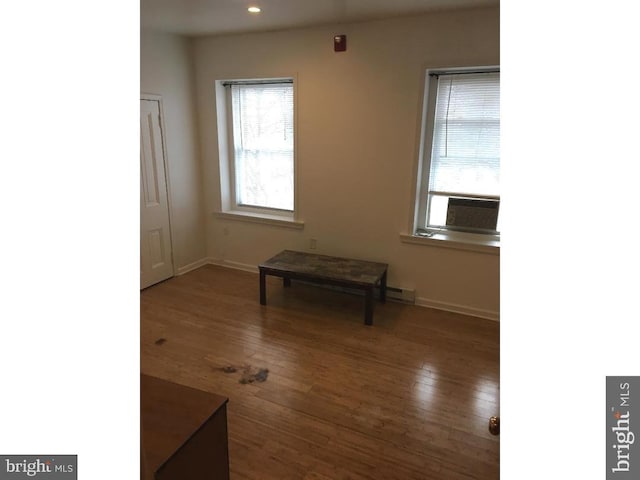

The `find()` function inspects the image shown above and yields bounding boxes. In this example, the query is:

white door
[140,98,174,289]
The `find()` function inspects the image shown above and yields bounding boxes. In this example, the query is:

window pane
[428,72,500,197]
[232,83,294,211]
[428,195,448,227]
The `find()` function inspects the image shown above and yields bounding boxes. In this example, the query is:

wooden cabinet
[141,374,229,480]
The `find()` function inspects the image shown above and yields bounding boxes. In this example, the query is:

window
[215,78,298,224]
[414,68,500,238]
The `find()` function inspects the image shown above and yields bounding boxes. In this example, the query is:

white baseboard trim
[208,258,258,274]
[176,258,210,276]
[416,297,499,321]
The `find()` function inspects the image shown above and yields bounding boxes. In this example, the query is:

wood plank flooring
[141,265,499,479]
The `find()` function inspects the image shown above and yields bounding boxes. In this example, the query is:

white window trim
[399,231,499,255]
[214,76,302,227]
[215,211,304,229]
[409,65,500,249]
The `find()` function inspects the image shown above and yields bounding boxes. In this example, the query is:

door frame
[141,93,176,281]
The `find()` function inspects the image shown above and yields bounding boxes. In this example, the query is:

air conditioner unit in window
[446,197,499,233]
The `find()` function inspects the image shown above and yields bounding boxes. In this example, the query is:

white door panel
[140,99,173,289]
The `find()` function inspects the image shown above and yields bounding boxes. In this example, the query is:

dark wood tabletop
[141,374,229,478]
[259,250,388,287]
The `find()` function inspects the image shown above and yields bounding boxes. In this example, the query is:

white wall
[141,30,206,271]
[193,7,500,318]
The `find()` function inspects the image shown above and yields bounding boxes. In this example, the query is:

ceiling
[141,0,499,36]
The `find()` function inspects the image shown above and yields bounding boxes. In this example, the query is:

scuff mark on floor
[220,364,269,384]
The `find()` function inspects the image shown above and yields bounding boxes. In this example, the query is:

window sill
[215,211,304,229]
[399,231,499,255]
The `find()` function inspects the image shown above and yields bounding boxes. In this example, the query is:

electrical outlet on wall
[309,238,317,250]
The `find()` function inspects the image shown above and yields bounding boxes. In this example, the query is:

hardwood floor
[140,265,499,479]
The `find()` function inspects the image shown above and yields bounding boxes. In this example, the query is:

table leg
[283,277,291,287]
[380,269,387,304]
[364,288,373,326]
[259,270,266,305]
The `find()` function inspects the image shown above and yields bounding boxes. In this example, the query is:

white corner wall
[193,7,500,319]
[141,29,207,272]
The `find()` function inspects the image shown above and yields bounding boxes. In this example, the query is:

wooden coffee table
[258,250,388,325]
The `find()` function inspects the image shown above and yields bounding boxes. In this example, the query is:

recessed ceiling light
[248,6,261,13]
